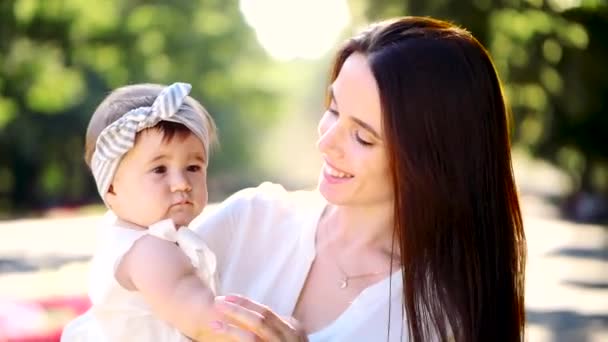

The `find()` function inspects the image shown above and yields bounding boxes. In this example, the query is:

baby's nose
[170,173,192,192]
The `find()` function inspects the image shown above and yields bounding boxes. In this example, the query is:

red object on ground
[0,296,90,342]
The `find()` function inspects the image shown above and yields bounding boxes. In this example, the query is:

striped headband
[91,82,209,202]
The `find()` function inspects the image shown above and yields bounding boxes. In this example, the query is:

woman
[196,16,526,342]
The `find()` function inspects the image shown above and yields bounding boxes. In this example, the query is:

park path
[0,196,607,341]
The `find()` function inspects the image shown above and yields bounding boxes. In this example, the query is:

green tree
[0,0,281,215]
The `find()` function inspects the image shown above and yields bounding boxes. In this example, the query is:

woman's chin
[318,184,349,205]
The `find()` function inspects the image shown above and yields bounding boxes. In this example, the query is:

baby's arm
[115,234,221,340]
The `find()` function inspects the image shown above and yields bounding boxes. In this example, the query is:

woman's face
[317,52,393,207]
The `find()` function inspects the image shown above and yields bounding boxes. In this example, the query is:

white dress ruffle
[61,216,217,342]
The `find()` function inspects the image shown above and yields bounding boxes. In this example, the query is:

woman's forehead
[332,53,383,131]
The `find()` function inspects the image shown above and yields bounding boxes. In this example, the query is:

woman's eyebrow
[328,85,381,139]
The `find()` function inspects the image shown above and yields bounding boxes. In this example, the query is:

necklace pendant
[339,276,348,289]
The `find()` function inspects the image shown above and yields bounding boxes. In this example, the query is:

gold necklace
[334,260,387,289]
[319,216,397,289]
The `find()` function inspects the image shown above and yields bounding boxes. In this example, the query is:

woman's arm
[116,235,226,341]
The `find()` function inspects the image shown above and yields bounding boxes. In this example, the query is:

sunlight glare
[547,0,582,11]
[240,0,350,61]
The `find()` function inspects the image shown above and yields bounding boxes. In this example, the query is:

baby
[61,82,226,341]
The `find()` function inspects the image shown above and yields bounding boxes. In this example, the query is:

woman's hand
[212,295,308,342]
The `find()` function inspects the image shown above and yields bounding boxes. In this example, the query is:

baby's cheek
[196,190,208,207]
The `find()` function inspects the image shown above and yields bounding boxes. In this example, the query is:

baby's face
[107,129,208,228]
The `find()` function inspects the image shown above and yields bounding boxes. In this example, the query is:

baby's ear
[105,184,117,208]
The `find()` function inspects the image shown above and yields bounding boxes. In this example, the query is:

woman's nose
[316,115,344,159]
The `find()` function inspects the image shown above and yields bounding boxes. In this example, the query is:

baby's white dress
[61,214,217,342]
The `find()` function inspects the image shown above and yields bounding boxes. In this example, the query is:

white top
[192,182,406,342]
[61,216,217,342]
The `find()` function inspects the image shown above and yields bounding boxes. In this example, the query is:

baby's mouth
[171,200,192,208]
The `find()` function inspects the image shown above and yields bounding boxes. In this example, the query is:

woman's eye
[152,166,167,174]
[355,132,373,146]
[187,165,202,172]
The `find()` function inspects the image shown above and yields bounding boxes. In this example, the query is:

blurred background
[0,0,606,341]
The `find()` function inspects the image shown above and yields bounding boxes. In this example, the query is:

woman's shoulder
[192,182,324,238]
[212,182,322,215]
[191,183,324,271]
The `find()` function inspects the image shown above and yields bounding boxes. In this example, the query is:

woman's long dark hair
[328,17,526,341]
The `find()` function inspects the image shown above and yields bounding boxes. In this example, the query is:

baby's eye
[187,165,202,172]
[328,107,339,117]
[152,166,167,174]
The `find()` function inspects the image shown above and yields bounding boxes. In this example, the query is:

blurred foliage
[0,0,282,215]
[0,0,607,220]
[355,0,608,220]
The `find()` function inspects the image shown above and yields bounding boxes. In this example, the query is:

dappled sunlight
[0,98,17,129]
[542,38,563,63]
[540,65,564,95]
[74,44,127,87]
[4,39,85,113]
[548,0,583,11]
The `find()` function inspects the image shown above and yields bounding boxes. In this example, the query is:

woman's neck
[319,202,398,258]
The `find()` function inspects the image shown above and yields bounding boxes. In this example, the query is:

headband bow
[91,82,208,203]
